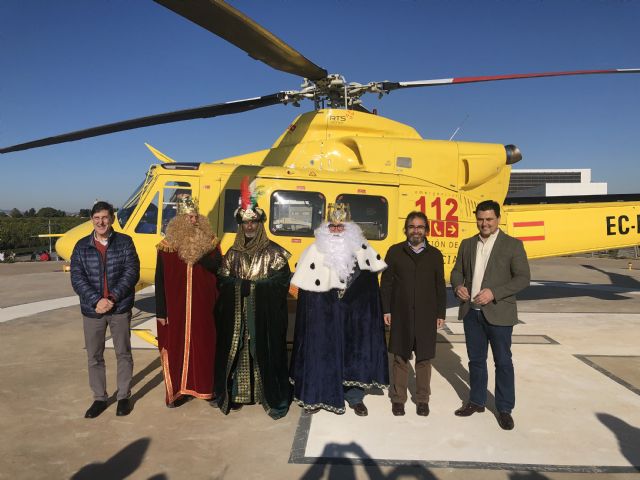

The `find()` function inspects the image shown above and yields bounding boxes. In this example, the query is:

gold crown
[177,196,199,215]
[327,203,351,224]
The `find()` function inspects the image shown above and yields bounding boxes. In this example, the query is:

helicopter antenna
[449,114,470,141]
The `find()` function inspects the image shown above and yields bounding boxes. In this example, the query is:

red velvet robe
[155,247,221,404]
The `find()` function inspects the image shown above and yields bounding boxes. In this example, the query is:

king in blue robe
[289,204,389,415]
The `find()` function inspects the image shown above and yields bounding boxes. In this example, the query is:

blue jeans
[463,309,514,413]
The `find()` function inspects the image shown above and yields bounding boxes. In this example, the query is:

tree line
[0,216,88,252]
[0,207,92,218]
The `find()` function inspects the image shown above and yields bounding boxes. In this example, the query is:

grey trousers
[389,354,432,404]
[83,312,133,401]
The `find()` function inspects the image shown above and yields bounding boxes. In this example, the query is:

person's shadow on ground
[432,337,497,411]
[597,412,640,471]
[70,438,167,479]
[300,441,437,479]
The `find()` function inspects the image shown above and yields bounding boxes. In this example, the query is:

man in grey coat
[450,200,530,430]
[381,211,446,417]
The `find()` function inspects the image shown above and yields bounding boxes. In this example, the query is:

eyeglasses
[328,224,345,230]
[407,225,426,231]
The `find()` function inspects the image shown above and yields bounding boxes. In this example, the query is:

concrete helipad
[0,257,639,479]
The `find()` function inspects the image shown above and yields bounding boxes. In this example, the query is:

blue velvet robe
[289,269,389,413]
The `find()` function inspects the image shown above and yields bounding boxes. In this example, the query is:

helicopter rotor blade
[154,0,327,81]
[0,93,287,154]
[380,68,640,92]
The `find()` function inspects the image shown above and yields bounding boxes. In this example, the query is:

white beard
[314,222,365,282]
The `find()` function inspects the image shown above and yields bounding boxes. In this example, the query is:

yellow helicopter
[2,0,639,287]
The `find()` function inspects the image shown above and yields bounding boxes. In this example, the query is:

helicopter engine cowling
[458,143,506,191]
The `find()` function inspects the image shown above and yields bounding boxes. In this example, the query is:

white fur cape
[291,240,387,292]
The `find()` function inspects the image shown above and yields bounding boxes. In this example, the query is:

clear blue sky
[1,0,639,212]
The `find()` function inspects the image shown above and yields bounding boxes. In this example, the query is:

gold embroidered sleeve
[219,251,233,277]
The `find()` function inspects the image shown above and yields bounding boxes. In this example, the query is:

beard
[314,222,365,282]
[164,214,215,265]
[408,233,425,246]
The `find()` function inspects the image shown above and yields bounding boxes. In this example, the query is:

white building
[508,169,607,198]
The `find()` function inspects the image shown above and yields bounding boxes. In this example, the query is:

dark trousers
[344,386,364,407]
[390,354,432,404]
[83,312,133,401]
[463,309,514,413]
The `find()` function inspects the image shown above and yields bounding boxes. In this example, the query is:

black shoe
[84,400,108,419]
[230,402,243,411]
[116,399,132,416]
[454,402,485,417]
[416,402,430,417]
[498,412,514,430]
[350,402,368,417]
[392,402,405,416]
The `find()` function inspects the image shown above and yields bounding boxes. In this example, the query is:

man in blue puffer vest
[71,201,140,418]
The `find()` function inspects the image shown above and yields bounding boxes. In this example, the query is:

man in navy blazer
[450,200,530,430]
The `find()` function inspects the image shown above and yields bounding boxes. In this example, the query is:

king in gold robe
[214,201,292,420]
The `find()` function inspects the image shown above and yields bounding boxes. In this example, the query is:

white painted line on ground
[0,296,79,323]
[0,285,156,324]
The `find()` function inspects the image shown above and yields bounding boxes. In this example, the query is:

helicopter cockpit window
[336,194,388,240]
[161,182,192,234]
[270,191,325,237]
[117,179,145,229]
[223,189,241,233]
[135,192,159,234]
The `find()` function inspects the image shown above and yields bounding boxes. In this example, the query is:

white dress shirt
[471,229,499,308]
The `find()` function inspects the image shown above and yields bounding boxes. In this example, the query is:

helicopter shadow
[516,263,640,302]
[519,283,636,302]
[70,438,166,480]
[581,263,640,289]
[133,295,156,315]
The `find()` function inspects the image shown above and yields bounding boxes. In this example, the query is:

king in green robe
[214,199,292,420]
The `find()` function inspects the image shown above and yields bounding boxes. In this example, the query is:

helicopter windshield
[117,168,155,229]
[117,181,144,228]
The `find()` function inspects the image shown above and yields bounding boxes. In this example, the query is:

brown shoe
[416,402,430,416]
[350,402,368,416]
[454,402,485,417]
[391,402,405,416]
[497,412,514,430]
